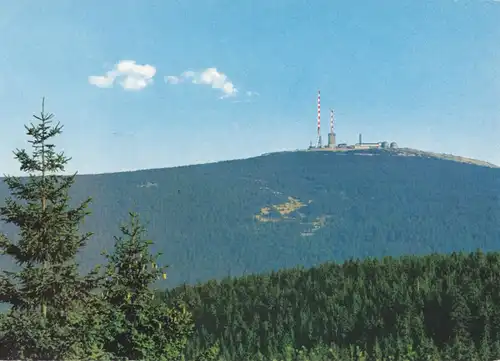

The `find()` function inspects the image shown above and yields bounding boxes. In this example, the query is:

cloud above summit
[165,68,238,98]
[88,60,156,90]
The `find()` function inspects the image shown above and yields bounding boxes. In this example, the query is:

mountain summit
[1,149,499,287]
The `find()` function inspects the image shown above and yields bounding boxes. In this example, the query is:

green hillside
[1,148,499,288]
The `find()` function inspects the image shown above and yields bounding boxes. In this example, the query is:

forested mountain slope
[1,149,499,287]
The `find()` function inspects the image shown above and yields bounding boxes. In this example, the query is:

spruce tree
[0,99,103,359]
[101,212,195,361]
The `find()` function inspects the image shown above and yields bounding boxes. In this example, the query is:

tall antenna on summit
[316,90,322,148]
[330,109,334,134]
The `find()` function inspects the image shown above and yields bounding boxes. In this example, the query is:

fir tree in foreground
[100,212,196,360]
[0,98,219,360]
[0,98,102,359]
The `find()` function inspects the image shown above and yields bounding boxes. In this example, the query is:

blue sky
[1,0,499,175]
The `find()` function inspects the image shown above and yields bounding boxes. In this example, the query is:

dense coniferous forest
[162,250,500,361]
[1,149,499,288]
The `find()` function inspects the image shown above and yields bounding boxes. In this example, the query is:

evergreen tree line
[0,100,218,360]
[161,250,500,361]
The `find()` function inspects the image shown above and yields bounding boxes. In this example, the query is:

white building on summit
[308,90,398,151]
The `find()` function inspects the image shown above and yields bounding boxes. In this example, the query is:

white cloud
[88,75,114,88]
[88,60,156,91]
[164,67,238,98]
[165,75,181,84]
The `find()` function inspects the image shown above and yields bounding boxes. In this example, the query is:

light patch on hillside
[274,197,306,216]
[395,148,499,168]
[137,181,158,188]
[301,215,330,237]
[255,197,308,222]
[254,186,332,235]
[255,197,330,235]
[302,148,498,168]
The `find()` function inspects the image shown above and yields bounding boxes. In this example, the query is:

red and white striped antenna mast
[330,108,334,134]
[316,90,322,148]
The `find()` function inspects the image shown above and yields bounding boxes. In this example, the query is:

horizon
[0,147,495,177]
[1,0,499,176]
